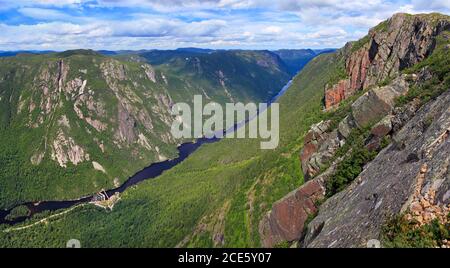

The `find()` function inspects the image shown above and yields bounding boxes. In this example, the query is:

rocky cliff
[324,13,449,109]
[260,13,450,248]
[0,49,291,208]
[304,89,450,247]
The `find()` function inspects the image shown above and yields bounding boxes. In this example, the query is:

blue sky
[0,0,449,51]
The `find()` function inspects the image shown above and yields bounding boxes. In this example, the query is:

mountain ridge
[0,49,294,209]
[0,12,448,248]
[261,12,450,248]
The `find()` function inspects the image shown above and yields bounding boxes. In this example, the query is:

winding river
[0,79,293,226]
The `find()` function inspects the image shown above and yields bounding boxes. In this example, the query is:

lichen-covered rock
[351,76,409,127]
[300,120,343,180]
[371,115,393,137]
[338,115,357,138]
[303,89,450,248]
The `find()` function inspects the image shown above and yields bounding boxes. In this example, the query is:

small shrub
[380,135,391,149]
[274,241,290,248]
[397,30,450,107]
[382,215,450,248]
[378,76,393,87]
[326,146,377,197]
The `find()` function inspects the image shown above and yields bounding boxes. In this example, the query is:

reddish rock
[324,44,370,110]
[325,80,348,108]
[303,131,315,144]
[324,13,448,110]
[371,115,393,137]
[259,179,325,247]
[300,142,318,163]
[365,136,382,151]
[347,48,370,93]
[300,120,335,180]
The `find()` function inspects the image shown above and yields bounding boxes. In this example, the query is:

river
[0,78,293,226]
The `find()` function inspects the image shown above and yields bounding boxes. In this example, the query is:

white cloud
[0,0,449,50]
[18,7,75,21]
[411,0,450,11]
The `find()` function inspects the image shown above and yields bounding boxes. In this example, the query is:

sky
[0,0,449,51]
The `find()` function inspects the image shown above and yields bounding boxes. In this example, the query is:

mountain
[0,51,54,57]
[0,49,292,210]
[175,47,215,53]
[272,49,318,75]
[313,48,337,55]
[135,49,292,102]
[95,50,119,56]
[1,13,449,248]
[261,12,450,248]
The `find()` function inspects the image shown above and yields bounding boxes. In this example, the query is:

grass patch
[350,35,370,53]
[397,30,450,106]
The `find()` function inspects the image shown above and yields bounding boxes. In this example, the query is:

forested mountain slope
[0,49,291,209]
[0,51,338,247]
[1,13,448,248]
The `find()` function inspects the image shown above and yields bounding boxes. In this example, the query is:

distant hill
[313,48,337,54]
[175,47,214,53]
[272,49,318,74]
[0,48,294,209]
[0,50,54,57]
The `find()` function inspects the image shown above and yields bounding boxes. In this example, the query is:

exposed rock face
[259,157,343,247]
[301,76,410,179]
[346,47,370,92]
[92,161,107,174]
[259,178,325,247]
[366,115,394,151]
[141,64,157,83]
[300,120,343,180]
[324,80,350,108]
[279,14,450,248]
[303,89,450,248]
[116,103,137,144]
[351,76,409,127]
[324,13,450,109]
[371,115,393,138]
[391,99,421,132]
[51,130,89,168]
[338,115,357,139]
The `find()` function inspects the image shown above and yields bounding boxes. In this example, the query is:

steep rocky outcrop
[324,80,350,108]
[324,13,450,109]
[262,13,450,248]
[303,89,450,247]
[300,75,411,180]
[350,75,410,127]
[300,120,341,180]
[259,179,324,247]
[259,157,343,247]
[264,76,448,247]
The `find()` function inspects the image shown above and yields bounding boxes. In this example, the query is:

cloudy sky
[0,0,449,51]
